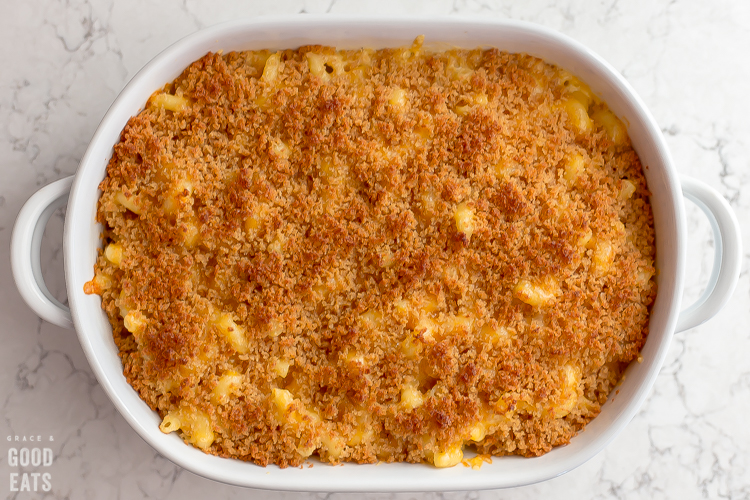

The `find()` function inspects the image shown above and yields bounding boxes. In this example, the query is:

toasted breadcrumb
[86,38,655,468]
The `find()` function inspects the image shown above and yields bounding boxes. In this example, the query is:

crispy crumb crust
[86,40,656,468]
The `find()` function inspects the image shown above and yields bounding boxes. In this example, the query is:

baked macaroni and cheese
[85,37,656,468]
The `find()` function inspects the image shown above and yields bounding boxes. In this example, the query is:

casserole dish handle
[8,175,742,333]
[11,176,75,330]
[677,175,742,332]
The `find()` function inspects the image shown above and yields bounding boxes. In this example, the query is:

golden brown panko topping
[86,37,656,468]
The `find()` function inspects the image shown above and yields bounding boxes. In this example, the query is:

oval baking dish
[11,17,741,492]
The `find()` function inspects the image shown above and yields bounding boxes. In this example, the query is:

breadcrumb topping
[85,38,656,468]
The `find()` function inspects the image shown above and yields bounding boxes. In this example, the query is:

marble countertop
[1,0,748,498]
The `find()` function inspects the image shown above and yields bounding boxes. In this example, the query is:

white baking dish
[10,16,742,492]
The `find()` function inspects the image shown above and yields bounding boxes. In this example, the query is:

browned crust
[87,43,656,467]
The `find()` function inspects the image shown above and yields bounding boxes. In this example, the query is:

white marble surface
[1,0,749,498]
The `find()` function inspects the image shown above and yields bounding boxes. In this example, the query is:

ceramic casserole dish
[11,16,742,492]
